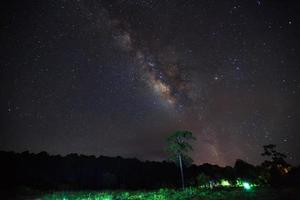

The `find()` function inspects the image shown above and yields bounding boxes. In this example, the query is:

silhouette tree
[234,159,257,181]
[261,144,288,168]
[166,130,196,189]
[261,144,291,186]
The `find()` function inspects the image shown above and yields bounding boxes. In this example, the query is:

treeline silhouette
[0,151,299,191]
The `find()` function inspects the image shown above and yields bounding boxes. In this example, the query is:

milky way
[1,0,299,166]
[105,9,233,165]
[110,18,192,110]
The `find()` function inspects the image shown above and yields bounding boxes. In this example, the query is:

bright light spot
[99,195,113,200]
[154,81,169,94]
[243,182,251,190]
[220,180,231,187]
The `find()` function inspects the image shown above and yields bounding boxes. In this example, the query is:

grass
[40,187,296,200]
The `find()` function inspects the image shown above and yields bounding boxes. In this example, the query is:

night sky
[1,0,299,166]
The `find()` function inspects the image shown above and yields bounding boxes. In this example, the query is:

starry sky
[1,0,299,166]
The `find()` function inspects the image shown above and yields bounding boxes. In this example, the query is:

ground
[10,187,299,200]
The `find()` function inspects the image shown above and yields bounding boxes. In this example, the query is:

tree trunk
[178,154,185,189]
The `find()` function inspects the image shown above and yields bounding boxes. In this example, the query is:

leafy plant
[166,130,196,189]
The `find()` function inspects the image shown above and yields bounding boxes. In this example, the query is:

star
[0,0,299,167]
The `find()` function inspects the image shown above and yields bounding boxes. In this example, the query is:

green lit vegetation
[41,179,259,200]
[41,186,283,200]
[220,179,231,187]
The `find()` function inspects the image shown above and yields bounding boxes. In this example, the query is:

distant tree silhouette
[166,130,196,189]
[3,148,298,191]
[261,144,291,186]
[261,144,289,170]
[234,159,257,180]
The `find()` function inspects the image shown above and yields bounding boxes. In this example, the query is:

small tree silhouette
[261,144,288,167]
[261,144,290,184]
[166,130,196,189]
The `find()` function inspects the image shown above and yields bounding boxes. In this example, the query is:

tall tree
[166,130,196,189]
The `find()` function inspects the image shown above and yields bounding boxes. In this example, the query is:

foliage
[166,130,196,189]
[2,150,297,192]
[41,186,291,200]
[197,173,210,187]
[261,144,288,166]
[260,144,291,186]
[166,130,195,167]
[234,159,257,181]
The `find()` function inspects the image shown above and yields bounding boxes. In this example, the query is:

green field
[40,187,298,200]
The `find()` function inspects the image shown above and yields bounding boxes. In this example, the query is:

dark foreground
[3,187,300,200]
